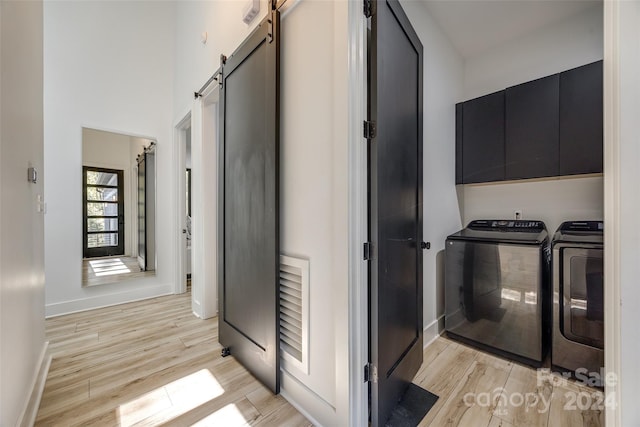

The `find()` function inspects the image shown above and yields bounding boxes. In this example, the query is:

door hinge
[363,120,376,140]
[363,242,373,261]
[364,363,378,383]
[363,0,373,18]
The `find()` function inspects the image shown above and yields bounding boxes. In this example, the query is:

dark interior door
[218,9,280,393]
[369,0,424,425]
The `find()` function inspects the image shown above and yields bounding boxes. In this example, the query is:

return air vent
[279,255,309,375]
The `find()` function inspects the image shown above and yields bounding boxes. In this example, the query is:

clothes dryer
[552,221,604,379]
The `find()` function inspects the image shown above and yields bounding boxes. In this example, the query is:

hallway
[36,293,310,426]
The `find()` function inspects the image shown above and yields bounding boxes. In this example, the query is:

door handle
[421,241,430,250]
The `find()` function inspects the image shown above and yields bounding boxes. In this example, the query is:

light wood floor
[82,256,155,287]
[415,337,604,427]
[36,293,311,426]
[37,292,603,427]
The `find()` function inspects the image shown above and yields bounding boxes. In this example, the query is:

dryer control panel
[558,221,603,233]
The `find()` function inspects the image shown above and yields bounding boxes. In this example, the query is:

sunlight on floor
[191,403,248,427]
[89,258,131,277]
[117,387,171,426]
[501,288,521,302]
[117,369,225,426]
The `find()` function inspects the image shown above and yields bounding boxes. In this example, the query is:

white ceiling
[421,0,602,58]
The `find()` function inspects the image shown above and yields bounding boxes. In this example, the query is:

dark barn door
[368,0,424,425]
[218,9,280,393]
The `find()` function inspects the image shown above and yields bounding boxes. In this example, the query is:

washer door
[561,247,604,348]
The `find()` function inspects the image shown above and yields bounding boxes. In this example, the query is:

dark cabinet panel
[559,61,603,175]
[461,91,505,183]
[455,103,463,184]
[505,74,559,180]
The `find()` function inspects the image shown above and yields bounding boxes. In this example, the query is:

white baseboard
[17,341,51,427]
[280,369,335,427]
[423,315,445,348]
[45,284,174,318]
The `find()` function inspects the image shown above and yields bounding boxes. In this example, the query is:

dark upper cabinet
[460,91,505,183]
[559,60,603,175]
[456,60,603,184]
[505,74,560,180]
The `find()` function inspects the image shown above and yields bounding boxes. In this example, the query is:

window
[83,166,125,258]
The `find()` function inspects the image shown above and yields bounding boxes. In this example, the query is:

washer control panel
[468,219,546,232]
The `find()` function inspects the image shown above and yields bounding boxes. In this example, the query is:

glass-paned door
[83,166,125,258]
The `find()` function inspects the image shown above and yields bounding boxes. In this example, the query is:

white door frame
[174,84,220,319]
[347,1,369,425]
[190,84,219,319]
[603,0,638,425]
[174,111,191,295]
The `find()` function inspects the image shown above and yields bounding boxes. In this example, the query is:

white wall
[173,0,269,118]
[0,0,46,425]
[464,5,603,100]
[174,1,349,425]
[279,0,348,418]
[462,4,604,235]
[400,0,465,342]
[44,1,175,316]
[463,177,603,237]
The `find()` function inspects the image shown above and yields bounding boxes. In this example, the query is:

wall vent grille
[279,255,309,374]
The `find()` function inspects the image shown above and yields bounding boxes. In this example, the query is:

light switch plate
[27,167,37,183]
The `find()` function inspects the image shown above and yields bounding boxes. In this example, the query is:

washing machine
[552,221,604,379]
[445,220,550,366]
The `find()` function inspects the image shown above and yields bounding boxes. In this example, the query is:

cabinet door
[505,74,559,180]
[559,61,603,175]
[462,91,505,183]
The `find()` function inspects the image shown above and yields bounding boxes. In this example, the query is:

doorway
[175,114,191,296]
[174,89,219,319]
[185,126,192,287]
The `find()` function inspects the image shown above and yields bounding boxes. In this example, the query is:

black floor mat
[385,383,439,427]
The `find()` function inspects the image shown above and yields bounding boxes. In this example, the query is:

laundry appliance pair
[444,219,603,380]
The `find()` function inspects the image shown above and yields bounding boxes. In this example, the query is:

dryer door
[561,247,604,348]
